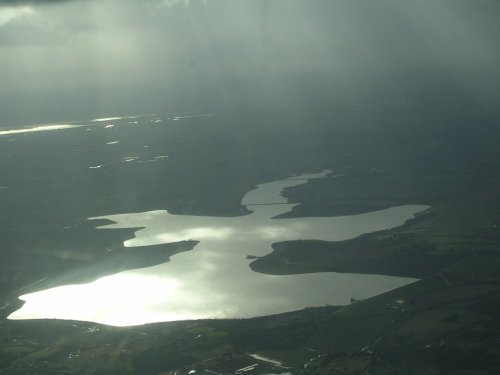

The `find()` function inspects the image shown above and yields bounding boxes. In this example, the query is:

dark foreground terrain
[1,255,500,374]
[1,92,500,373]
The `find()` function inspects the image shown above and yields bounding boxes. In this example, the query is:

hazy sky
[1,0,499,125]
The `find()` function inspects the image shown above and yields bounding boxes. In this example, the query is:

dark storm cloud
[1,0,499,127]
[0,0,73,5]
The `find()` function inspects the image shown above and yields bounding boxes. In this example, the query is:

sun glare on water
[0,124,80,136]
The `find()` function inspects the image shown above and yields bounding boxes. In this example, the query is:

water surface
[9,170,429,326]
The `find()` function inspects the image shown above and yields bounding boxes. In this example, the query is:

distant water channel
[10,170,429,326]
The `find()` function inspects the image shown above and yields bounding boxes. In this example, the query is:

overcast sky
[1,0,499,125]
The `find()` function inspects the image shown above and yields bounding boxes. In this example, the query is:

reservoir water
[9,170,429,326]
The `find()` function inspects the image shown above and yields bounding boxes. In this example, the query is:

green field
[1,107,500,374]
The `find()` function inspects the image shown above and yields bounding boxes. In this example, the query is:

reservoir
[9,170,429,326]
